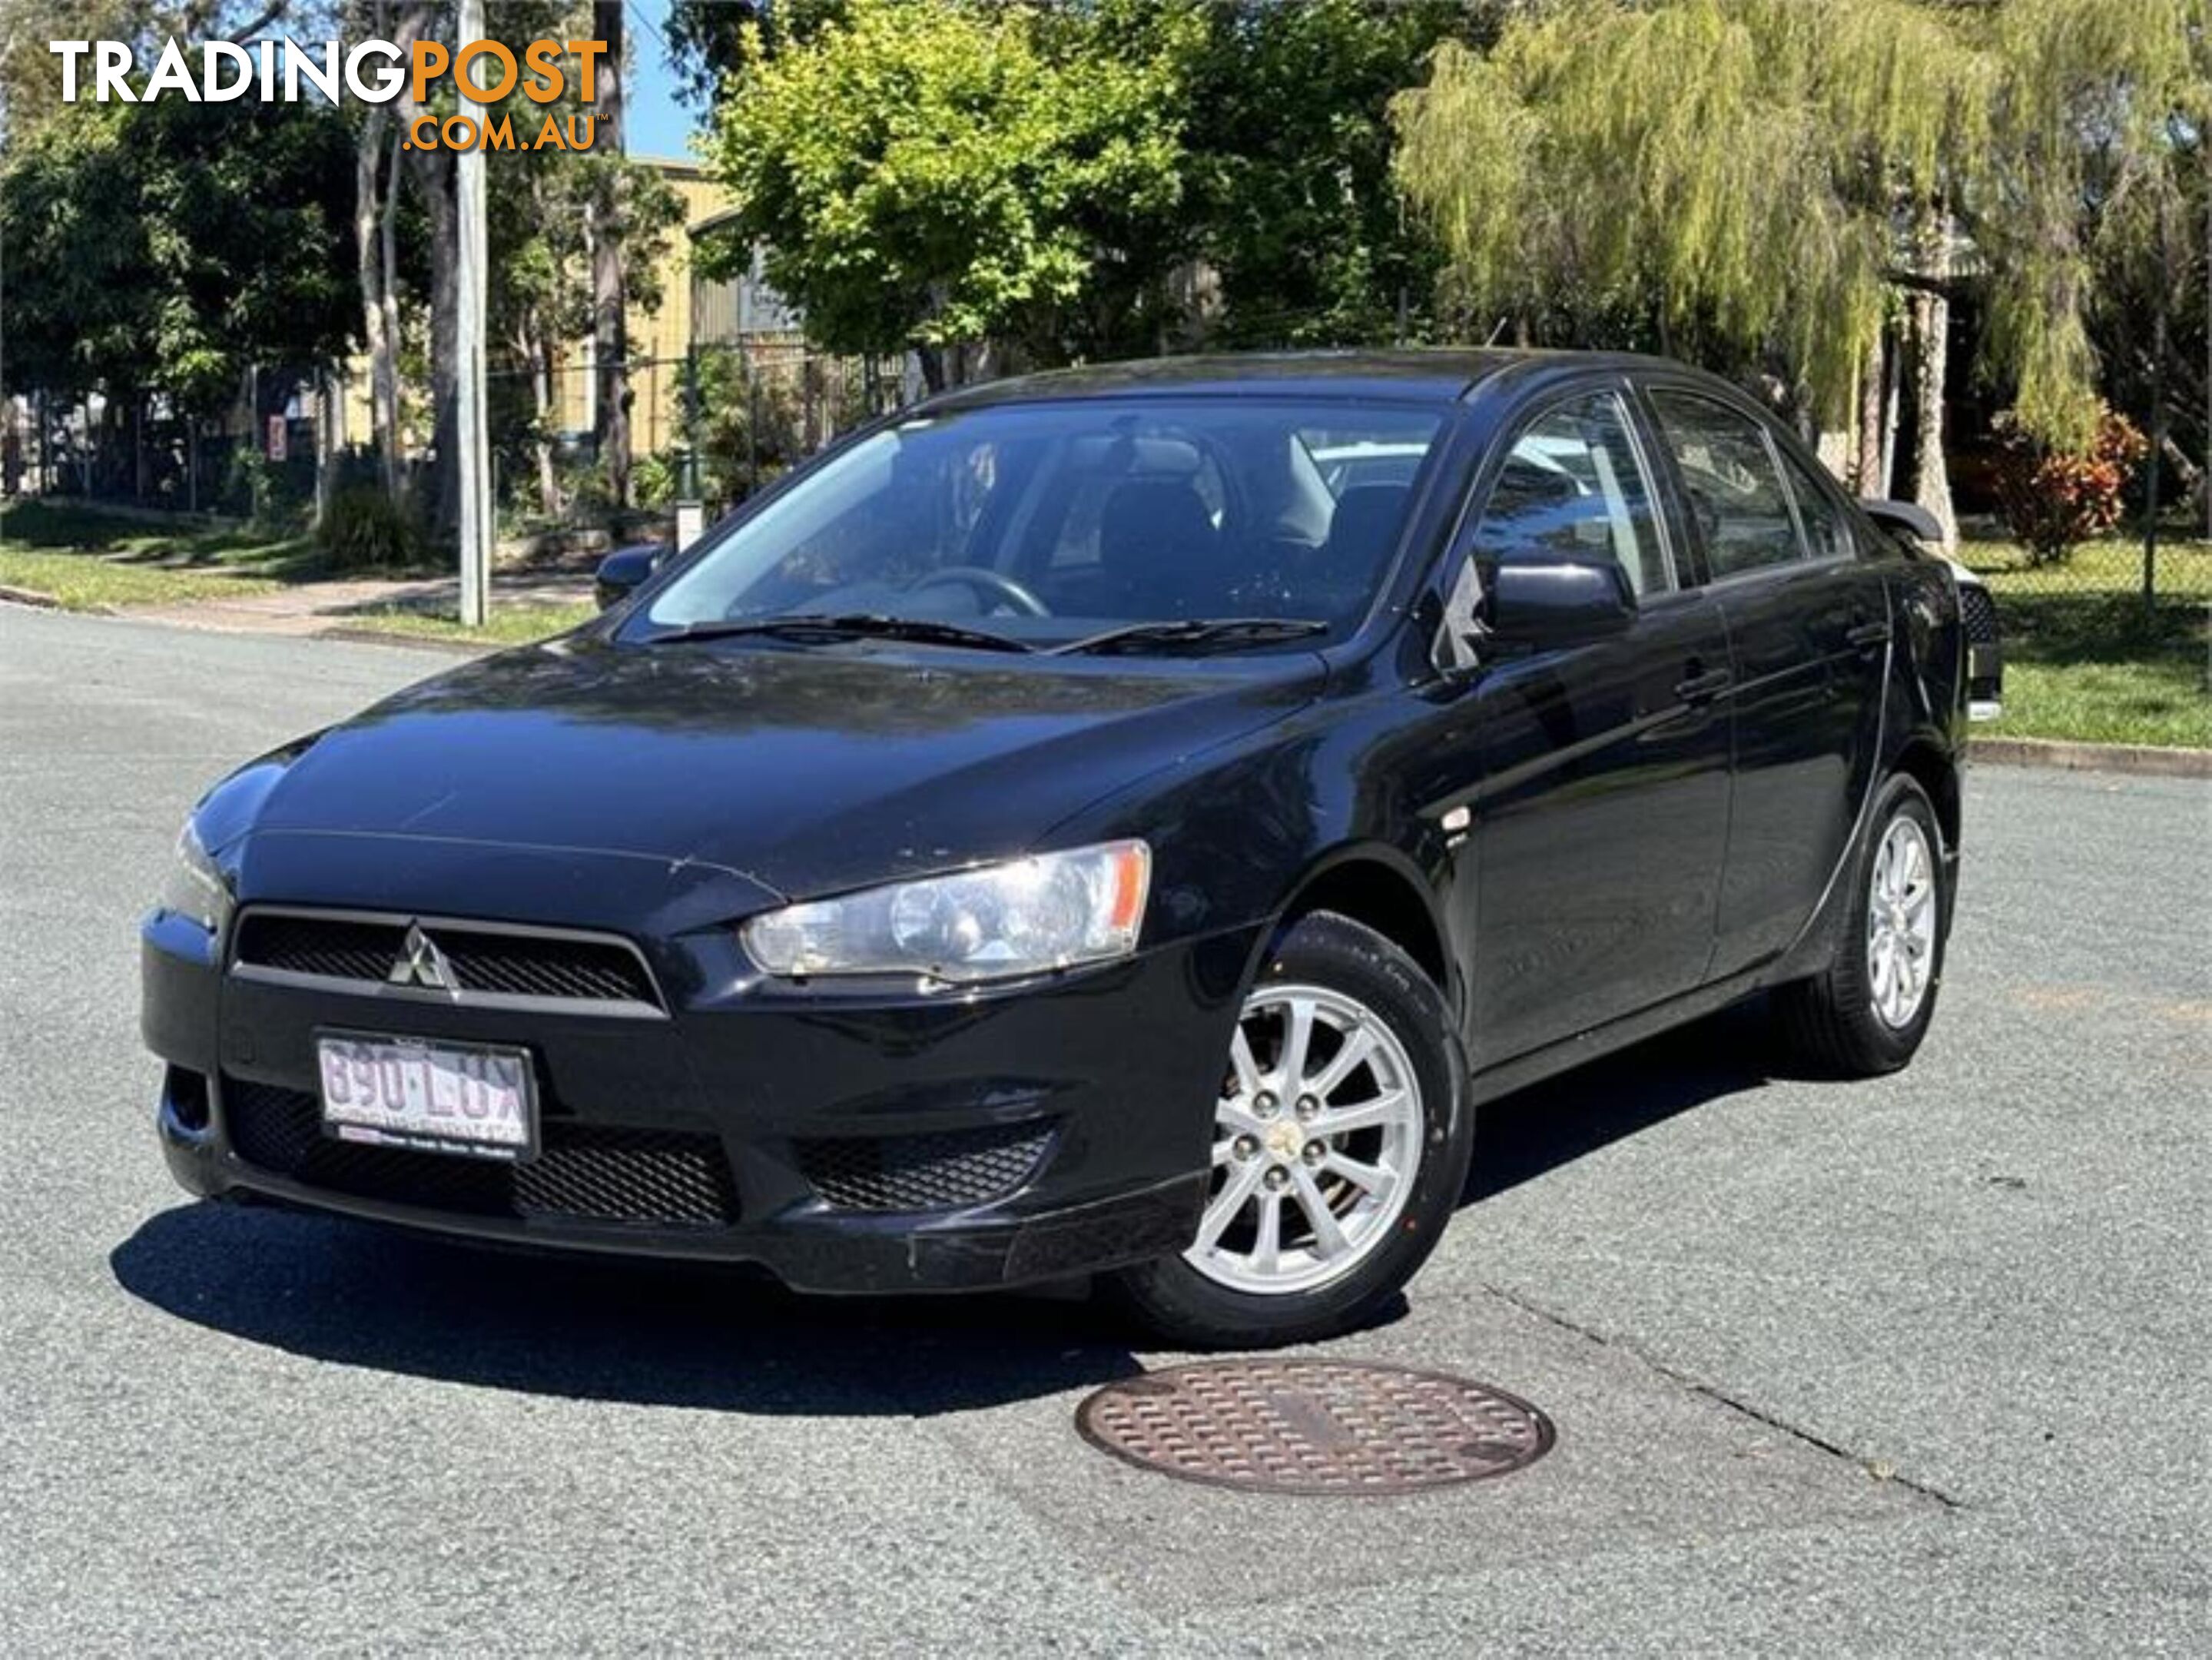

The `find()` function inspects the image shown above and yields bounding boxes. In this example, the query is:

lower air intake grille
[1959,582,1999,645]
[222,1080,737,1227]
[796,1121,1054,1213]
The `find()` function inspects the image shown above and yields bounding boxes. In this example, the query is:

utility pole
[454,0,492,628]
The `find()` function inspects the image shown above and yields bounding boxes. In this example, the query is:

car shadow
[111,1001,1783,1410]
[110,1202,1146,1417]
[1462,997,1794,1204]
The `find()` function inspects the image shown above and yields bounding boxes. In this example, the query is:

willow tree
[1393,0,2207,543]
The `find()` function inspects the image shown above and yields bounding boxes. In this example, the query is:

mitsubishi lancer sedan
[143,351,1984,1347]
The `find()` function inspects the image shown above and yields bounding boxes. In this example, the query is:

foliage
[692,347,808,501]
[1990,406,2150,564]
[0,94,358,410]
[1145,0,1491,348]
[1392,0,2212,443]
[699,0,1189,379]
[663,0,847,105]
[1975,0,2209,449]
[1392,0,1995,420]
[316,482,423,572]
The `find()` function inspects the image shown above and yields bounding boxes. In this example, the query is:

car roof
[918,348,1680,412]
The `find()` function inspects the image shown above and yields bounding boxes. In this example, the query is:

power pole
[454,0,492,627]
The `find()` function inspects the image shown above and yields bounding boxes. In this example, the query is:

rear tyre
[1774,772,1947,1077]
[1109,911,1471,1350]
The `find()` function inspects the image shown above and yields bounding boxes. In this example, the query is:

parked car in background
[144,350,1986,1347]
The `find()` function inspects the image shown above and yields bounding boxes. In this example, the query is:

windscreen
[638,399,1444,648]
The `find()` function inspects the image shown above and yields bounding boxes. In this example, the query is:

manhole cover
[1074,1360,1554,1495]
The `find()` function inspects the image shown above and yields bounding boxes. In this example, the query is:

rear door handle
[1673,667,1733,704]
[1846,620,1892,649]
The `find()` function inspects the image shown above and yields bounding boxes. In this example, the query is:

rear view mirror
[1486,559,1636,648]
[1861,499,1943,546]
[594,543,665,611]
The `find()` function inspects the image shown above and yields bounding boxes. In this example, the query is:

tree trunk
[591,0,629,507]
[314,367,339,528]
[353,105,397,494]
[526,320,559,519]
[407,139,460,545]
[1909,202,1958,552]
[1855,331,1887,496]
[376,121,404,487]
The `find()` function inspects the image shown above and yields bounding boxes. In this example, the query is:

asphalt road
[3,606,2207,1656]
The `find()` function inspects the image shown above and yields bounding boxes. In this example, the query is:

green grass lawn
[1958,536,2210,749]
[0,500,321,609]
[337,602,599,647]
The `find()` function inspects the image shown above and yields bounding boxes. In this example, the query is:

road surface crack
[1485,1281,1965,1509]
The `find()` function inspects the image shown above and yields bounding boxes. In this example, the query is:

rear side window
[1777,446,1855,562]
[1647,390,1802,579]
[1470,391,1672,596]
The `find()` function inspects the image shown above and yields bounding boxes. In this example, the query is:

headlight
[742,840,1150,984]
[158,823,233,935]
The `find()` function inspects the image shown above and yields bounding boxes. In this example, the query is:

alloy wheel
[1865,815,1938,1029]
[1186,983,1424,1296]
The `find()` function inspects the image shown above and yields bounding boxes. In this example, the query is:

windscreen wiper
[1051,617,1329,656]
[643,613,1033,653]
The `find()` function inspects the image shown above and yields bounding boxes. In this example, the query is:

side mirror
[1487,558,1636,648]
[594,543,665,611]
[1861,499,1943,546]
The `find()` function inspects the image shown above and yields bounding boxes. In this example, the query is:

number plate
[315,1033,536,1160]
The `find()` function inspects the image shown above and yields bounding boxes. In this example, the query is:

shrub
[1991,406,2147,566]
[316,483,420,571]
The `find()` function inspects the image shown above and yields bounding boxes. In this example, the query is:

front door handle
[1674,666,1733,704]
[1846,620,1892,649]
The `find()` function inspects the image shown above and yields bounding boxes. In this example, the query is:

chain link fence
[2,371,328,520]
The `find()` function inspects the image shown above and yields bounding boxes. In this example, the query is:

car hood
[244,636,1324,899]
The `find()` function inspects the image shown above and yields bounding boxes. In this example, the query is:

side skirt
[1464,961,1783,1109]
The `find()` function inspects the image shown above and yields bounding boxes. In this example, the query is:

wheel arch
[1262,845,1454,1007]
[1889,735,1962,855]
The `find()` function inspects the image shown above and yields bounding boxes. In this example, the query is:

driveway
[2,606,2206,1655]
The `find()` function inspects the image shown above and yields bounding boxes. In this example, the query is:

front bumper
[144,893,1255,1294]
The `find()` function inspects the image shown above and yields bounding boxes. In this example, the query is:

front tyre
[1110,911,1471,1350]
[1774,772,1948,1076]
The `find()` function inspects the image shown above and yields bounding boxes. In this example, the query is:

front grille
[223,1080,737,1227]
[232,911,662,1011]
[1959,582,1999,646]
[796,1121,1054,1213]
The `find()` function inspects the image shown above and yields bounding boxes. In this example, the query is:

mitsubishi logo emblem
[387,923,456,993]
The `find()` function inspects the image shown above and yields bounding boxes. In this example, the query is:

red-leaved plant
[1990,405,2147,566]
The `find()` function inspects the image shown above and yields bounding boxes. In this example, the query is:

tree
[1,94,357,411]
[1149,0,1493,348]
[491,134,680,518]
[1392,0,2210,544]
[1394,2,1994,423]
[698,0,1188,389]
[662,0,843,106]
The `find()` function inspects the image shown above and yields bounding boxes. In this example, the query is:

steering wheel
[909,566,1051,617]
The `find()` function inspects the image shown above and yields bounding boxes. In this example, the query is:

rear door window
[1647,390,1804,579]
[1776,445,1855,562]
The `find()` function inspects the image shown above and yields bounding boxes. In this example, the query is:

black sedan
[144,351,1982,1347]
